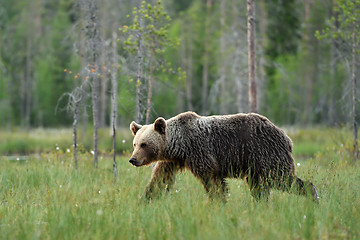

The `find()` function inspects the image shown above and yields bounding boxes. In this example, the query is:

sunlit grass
[1,127,359,239]
[1,141,360,239]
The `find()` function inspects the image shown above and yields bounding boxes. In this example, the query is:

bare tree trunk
[87,0,101,168]
[219,0,226,114]
[304,0,312,123]
[99,1,109,128]
[231,0,243,113]
[258,0,267,115]
[136,29,144,124]
[329,0,339,125]
[111,31,118,181]
[92,74,100,170]
[180,23,189,111]
[201,0,212,115]
[81,88,88,138]
[79,4,88,139]
[145,46,155,124]
[73,100,79,169]
[352,21,358,161]
[185,23,194,111]
[247,0,257,113]
[92,68,100,169]
[25,36,32,132]
[99,51,109,128]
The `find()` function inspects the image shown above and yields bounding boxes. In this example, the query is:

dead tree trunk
[111,31,118,181]
[185,22,194,111]
[99,0,109,128]
[352,21,358,161]
[145,45,155,124]
[73,99,79,169]
[258,0,267,115]
[99,49,109,128]
[135,29,144,124]
[86,0,101,168]
[201,0,212,115]
[219,0,226,114]
[231,0,244,113]
[304,0,312,123]
[247,0,257,113]
[25,36,32,132]
[79,12,88,138]
[329,0,339,125]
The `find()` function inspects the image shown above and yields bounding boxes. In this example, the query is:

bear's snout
[129,158,137,166]
[129,157,144,167]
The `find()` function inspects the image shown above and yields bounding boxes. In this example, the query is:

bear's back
[166,111,293,157]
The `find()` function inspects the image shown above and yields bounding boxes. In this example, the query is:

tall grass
[1,142,360,239]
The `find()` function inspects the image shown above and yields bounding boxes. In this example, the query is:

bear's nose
[129,158,137,165]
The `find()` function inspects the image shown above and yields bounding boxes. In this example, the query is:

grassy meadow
[0,127,359,239]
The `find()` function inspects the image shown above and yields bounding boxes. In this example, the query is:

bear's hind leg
[143,161,181,201]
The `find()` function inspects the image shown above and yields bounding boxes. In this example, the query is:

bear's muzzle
[129,158,141,167]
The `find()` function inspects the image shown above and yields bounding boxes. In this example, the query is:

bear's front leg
[142,161,180,201]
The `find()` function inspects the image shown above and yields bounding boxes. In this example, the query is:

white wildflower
[90,150,95,155]
[59,185,62,188]
[56,146,60,151]
[297,163,300,167]
[122,139,126,143]
[67,148,70,153]
[96,209,103,216]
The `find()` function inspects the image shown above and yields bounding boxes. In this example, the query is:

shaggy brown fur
[129,111,319,201]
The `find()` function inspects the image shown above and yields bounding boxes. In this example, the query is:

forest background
[0,0,358,131]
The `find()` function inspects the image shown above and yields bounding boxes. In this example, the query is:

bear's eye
[140,143,147,148]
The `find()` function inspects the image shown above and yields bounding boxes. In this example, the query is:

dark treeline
[0,0,358,129]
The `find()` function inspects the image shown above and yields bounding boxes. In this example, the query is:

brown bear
[129,111,319,202]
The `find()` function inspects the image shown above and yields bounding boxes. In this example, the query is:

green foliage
[0,0,77,127]
[263,0,303,124]
[120,0,184,122]
[121,0,176,54]
[1,0,358,128]
[264,0,301,59]
[316,0,360,43]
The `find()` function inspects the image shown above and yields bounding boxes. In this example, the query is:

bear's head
[129,117,166,167]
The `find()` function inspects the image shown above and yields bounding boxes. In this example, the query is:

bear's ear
[154,117,166,135]
[130,121,142,136]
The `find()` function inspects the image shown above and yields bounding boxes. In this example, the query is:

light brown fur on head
[129,118,166,167]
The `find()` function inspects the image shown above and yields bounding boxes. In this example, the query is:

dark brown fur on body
[129,111,319,201]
